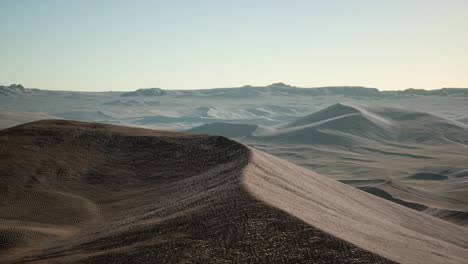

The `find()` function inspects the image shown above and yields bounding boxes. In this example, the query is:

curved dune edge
[241,148,468,264]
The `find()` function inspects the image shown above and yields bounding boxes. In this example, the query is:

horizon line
[2,83,467,93]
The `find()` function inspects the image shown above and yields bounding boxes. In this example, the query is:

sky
[1,0,467,91]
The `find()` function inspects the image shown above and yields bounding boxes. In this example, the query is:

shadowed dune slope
[0,120,467,263]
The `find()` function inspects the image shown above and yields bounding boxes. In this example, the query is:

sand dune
[188,122,260,138]
[190,102,468,145]
[243,149,468,264]
[2,84,468,132]
[1,120,467,263]
[188,103,468,226]
[0,111,58,129]
[52,110,113,121]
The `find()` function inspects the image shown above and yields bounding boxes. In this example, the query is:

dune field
[190,102,468,226]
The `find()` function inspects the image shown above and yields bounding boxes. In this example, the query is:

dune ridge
[1,120,467,263]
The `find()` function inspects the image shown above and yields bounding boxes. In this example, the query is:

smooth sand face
[242,149,468,264]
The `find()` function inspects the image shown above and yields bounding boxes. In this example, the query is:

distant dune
[0,111,58,129]
[1,84,467,131]
[189,102,468,145]
[188,122,259,138]
[1,120,467,263]
[188,103,468,226]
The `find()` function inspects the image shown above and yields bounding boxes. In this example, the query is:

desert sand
[0,111,58,129]
[1,120,467,263]
[190,103,468,226]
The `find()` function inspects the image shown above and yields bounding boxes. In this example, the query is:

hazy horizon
[3,82,468,92]
[1,0,468,91]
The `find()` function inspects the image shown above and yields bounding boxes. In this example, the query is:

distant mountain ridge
[120,83,468,97]
[0,84,27,96]
[2,83,467,97]
[121,83,382,97]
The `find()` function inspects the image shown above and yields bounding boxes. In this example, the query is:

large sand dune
[1,120,467,263]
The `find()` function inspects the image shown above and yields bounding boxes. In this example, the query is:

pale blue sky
[1,0,467,91]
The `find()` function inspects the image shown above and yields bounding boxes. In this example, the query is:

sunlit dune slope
[243,149,468,264]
